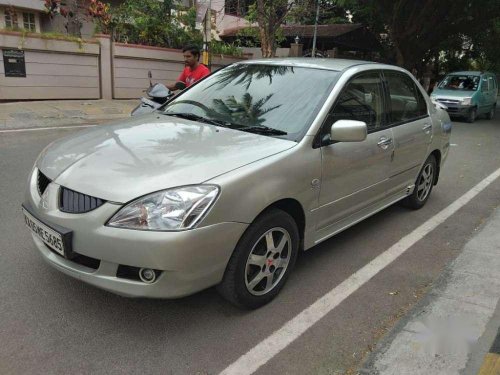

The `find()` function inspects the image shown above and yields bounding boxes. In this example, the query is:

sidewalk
[360,207,500,375]
[0,99,137,130]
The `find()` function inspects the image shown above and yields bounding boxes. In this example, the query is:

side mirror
[147,83,171,99]
[330,120,367,142]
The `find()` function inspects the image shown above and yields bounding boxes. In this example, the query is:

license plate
[23,208,66,256]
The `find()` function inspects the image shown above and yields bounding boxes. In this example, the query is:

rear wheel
[217,209,299,309]
[403,155,437,210]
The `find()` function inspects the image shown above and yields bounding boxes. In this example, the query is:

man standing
[167,45,210,91]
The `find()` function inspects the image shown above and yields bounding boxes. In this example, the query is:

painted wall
[113,43,247,99]
[0,31,247,101]
[0,31,100,100]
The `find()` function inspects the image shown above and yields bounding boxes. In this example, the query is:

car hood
[38,114,296,203]
[432,89,476,99]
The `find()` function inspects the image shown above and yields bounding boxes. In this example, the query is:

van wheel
[403,155,437,210]
[466,107,477,123]
[217,209,299,309]
[487,105,495,120]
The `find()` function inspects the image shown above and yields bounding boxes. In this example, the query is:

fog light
[139,268,156,283]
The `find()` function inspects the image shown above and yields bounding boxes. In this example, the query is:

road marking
[220,167,500,375]
[0,125,97,133]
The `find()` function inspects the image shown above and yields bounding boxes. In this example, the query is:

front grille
[437,99,460,104]
[59,187,105,214]
[37,170,51,196]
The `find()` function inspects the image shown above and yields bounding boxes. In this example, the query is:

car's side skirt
[309,188,410,249]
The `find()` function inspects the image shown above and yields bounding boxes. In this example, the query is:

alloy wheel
[416,163,434,202]
[245,228,292,296]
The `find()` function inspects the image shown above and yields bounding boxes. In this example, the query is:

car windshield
[438,75,480,91]
[162,64,339,141]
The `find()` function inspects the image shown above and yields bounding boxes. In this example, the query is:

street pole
[311,0,320,58]
[202,0,212,68]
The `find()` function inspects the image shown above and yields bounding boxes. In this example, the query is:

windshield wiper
[164,112,230,127]
[237,125,288,136]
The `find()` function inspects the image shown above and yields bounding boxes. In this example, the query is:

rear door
[315,71,394,232]
[382,70,432,195]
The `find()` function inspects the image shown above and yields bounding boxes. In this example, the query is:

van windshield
[438,75,480,91]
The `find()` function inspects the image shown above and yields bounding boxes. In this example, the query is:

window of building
[23,12,36,32]
[225,0,251,17]
[5,9,18,29]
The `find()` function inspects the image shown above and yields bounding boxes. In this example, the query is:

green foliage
[210,41,243,57]
[342,0,500,74]
[104,0,202,49]
[287,0,349,25]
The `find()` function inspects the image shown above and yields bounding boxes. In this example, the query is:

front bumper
[24,170,248,298]
[435,101,473,117]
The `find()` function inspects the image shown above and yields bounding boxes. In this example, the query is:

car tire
[466,107,477,123]
[217,209,299,309]
[403,154,437,210]
[486,105,495,120]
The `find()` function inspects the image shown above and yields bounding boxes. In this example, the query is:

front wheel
[403,155,437,210]
[487,105,496,120]
[466,107,477,123]
[217,209,299,309]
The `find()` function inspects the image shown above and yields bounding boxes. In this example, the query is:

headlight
[107,185,219,231]
[461,97,472,105]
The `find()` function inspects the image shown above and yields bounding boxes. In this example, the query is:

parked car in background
[23,59,451,309]
[430,71,498,122]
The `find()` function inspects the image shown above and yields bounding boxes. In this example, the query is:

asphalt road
[1,114,499,375]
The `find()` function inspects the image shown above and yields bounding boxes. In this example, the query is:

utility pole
[196,0,211,67]
[203,0,212,68]
[311,0,320,58]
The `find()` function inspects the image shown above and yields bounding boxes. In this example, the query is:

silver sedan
[23,59,451,309]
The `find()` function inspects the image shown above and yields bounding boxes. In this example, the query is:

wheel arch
[253,198,306,251]
[429,149,442,185]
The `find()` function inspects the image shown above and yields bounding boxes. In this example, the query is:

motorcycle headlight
[107,185,219,231]
[461,97,472,106]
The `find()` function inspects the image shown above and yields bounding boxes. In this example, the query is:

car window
[384,71,427,124]
[481,78,489,92]
[488,77,495,91]
[163,64,339,142]
[323,71,384,135]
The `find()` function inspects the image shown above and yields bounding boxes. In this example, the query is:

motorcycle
[131,71,186,116]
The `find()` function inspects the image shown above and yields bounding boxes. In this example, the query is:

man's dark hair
[182,45,201,60]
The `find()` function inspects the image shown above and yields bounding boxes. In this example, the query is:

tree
[343,0,500,73]
[246,0,295,57]
[106,0,202,48]
[43,0,110,37]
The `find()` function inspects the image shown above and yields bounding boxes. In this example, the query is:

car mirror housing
[330,120,367,142]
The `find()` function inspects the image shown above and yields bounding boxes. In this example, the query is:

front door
[315,71,394,233]
[383,70,432,195]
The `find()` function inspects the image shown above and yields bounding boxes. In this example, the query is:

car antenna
[148,70,153,87]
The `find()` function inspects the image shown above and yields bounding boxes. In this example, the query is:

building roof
[220,23,362,38]
[0,0,45,11]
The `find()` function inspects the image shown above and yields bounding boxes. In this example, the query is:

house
[0,0,44,33]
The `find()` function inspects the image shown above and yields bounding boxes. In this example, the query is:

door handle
[377,136,393,150]
[422,124,432,134]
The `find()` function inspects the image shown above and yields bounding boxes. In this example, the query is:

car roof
[447,71,485,76]
[238,58,398,72]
